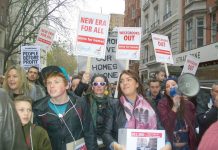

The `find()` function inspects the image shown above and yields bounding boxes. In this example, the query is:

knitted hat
[162,76,178,89]
[198,121,218,150]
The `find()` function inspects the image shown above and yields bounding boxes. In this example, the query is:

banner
[75,11,110,58]
[21,46,40,70]
[35,26,55,50]
[151,33,174,64]
[181,55,200,75]
[116,27,141,60]
[77,36,126,83]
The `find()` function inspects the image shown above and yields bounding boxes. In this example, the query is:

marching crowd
[0,65,218,150]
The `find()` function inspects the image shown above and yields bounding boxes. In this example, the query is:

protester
[157,77,197,150]
[146,79,163,112]
[197,82,218,140]
[33,68,98,150]
[102,70,171,150]
[71,71,90,97]
[0,88,28,150]
[84,74,116,149]
[14,95,52,150]
[2,65,37,101]
[27,66,46,99]
[155,70,166,91]
[198,121,218,150]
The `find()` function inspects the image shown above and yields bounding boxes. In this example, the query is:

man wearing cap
[33,66,98,150]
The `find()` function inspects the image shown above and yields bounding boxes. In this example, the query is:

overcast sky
[83,0,125,14]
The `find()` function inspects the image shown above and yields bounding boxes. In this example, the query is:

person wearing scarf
[85,74,117,150]
[102,70,172,150]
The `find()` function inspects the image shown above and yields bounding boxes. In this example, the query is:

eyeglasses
[92,82,107,86]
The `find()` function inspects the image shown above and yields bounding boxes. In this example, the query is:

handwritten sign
[75,11,110,58]
[116,27,141,60]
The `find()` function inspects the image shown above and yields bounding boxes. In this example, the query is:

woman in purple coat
[157,77,197,150]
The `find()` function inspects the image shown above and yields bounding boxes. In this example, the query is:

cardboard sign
[75,11,110,58]
[151,33,174,64]
[118,129,165,150]
[116,27,142,60]
[21,46,40,70]
[35,26,55,50]
[181,55,200,75]
[77,36,126,83]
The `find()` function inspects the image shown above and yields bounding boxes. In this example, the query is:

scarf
[120,95,157,129]
[89,93,108,127]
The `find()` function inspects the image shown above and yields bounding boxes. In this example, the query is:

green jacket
[23,122,52,150]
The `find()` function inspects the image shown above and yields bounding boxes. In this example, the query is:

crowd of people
[0,65,218,150]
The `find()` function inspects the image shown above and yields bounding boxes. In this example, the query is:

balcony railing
[163,11,172,21]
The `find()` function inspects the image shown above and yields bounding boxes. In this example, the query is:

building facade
[140,0,183,82]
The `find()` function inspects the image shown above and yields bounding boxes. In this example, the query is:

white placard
[77,36,126,83]
[116,27,142,60]
[151,33,174,64]
[35,26,55,50]
[118,129,165,150]
[181,55,200,75]
[75,11,110,59]
[21,46,40,70]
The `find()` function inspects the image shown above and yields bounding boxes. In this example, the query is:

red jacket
[157,96,197,150]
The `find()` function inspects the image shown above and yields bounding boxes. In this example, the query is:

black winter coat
[33,92,98,150]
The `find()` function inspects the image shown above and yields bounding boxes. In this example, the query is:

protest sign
[21,46,40,70]
[118,129,165,150]
[181,55,200,75]
[35,26,55,50]
[75,11,110,58]
[151,33,174,64]
[116,27,141,60]
[77,36,126,83]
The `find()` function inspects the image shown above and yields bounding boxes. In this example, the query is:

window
[144,15,149,34]
[131,6,136,19]
[143,45,149,64]
[196,17,204,48]
[186,20,193,50]
[163,0,171,21]
[154,6,159,23]
[211,13,217,43]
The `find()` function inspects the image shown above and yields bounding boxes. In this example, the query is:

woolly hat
[162,76,178,89]
[198,121,218,150]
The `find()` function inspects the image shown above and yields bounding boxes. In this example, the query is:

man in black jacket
[0,88,28,150]
[197,82,218,141]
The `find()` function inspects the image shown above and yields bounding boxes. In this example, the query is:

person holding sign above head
[102,70,172,150]
[33,68,98,150]
[157,77,197,150]
[84,74,117,150]
[3,65,37,101]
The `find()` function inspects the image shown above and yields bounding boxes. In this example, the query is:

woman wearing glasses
[84,74,117,150]
[102,70,171,150]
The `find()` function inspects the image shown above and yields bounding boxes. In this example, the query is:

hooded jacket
[33,91,98,150]
[0,88,28,150]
